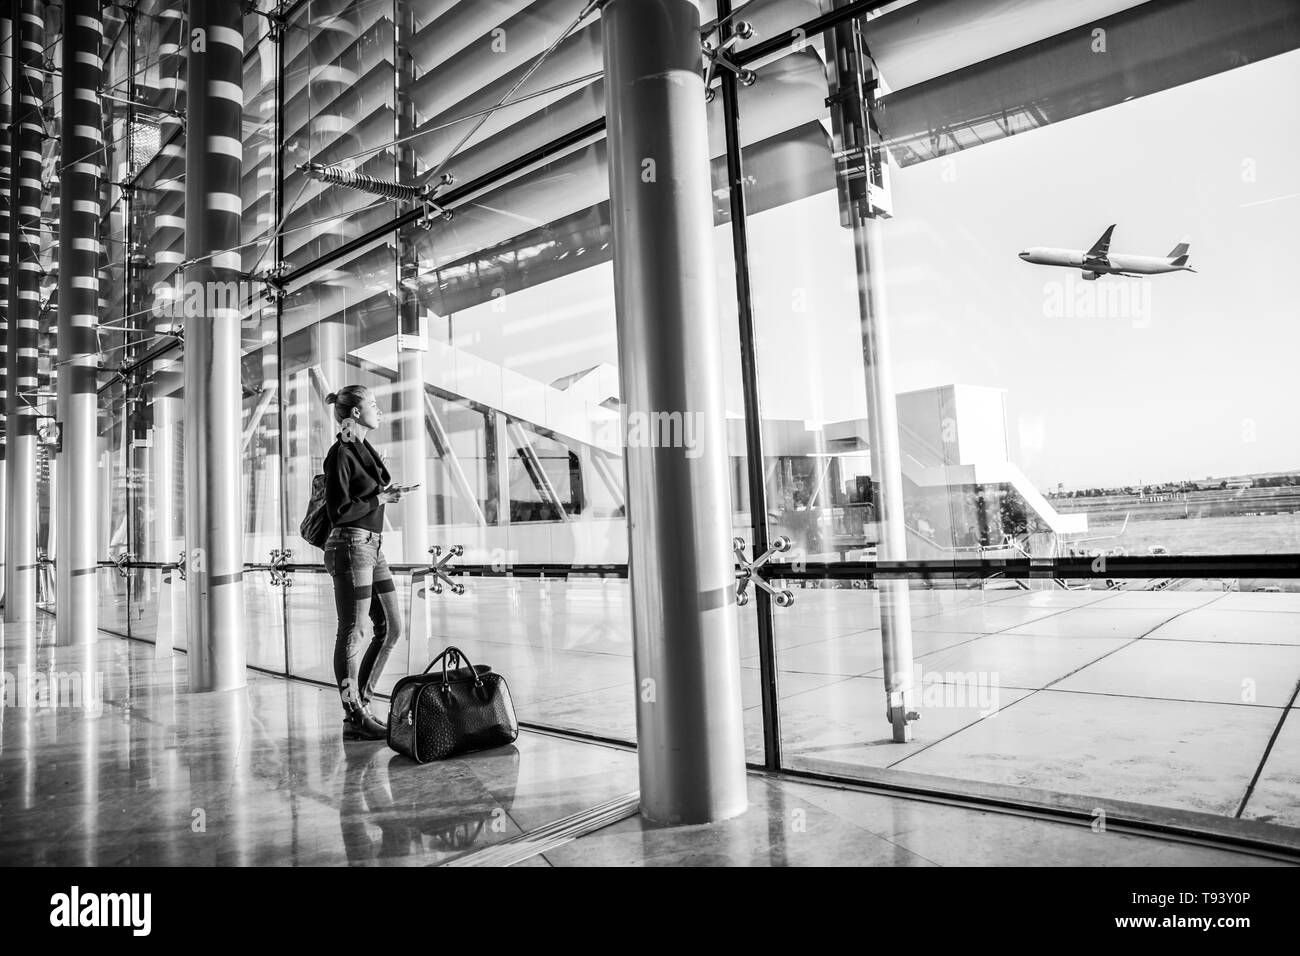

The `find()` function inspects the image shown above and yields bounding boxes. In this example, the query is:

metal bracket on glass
[269,549,294,588]
[175,550,187,582]
[36,553,55,604]
[112,551,135,578]
[701,19,755,103]
[405,549,464,676]
[252,265,288,303]
[244,1,285,41]
[416,173,457,230]
[423,544,466,596]
[733,536,794,607]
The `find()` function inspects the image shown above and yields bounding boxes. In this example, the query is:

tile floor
[88,577,1300,834]
[0,619,1290,867]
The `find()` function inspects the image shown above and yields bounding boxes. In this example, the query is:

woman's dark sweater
[323,435,392,532]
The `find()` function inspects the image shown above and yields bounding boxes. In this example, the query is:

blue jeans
[324,527,404,715]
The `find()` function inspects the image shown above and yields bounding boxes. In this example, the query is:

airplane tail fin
[1168,240,1194,270]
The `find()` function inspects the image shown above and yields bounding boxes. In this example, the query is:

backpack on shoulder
[300,474,331,549]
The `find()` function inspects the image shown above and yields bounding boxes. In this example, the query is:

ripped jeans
[324,527,404,715]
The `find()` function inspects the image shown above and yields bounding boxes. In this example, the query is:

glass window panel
[97,381,134,638]
[127,356,185,649]
[242,315,288,671]
[281,0,399,271]
[731,4,1300,828]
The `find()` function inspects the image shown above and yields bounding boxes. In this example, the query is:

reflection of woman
[324,385,408,741]
[339,744,418,863]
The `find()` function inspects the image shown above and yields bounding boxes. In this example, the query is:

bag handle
[422,646,462,675]
[439,645,484,691]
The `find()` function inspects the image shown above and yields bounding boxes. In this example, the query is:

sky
[442,41,1300,493]
[881,47,1300,489]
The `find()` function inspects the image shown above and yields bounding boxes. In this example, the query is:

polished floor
[0,620,1292,866]
[94,573,1300,828]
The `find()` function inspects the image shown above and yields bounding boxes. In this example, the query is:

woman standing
[323,384,410,741]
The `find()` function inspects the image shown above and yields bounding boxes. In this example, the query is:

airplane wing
[1086,224,1116,259]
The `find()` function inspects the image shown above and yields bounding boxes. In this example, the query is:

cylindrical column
[602,0,747,825]
[55,0,104,646]
[146,4,186,572]
[0,449,7,607]
[852,210,917,742]
[5,0,44,623]
[145,3,186,320]
[827,5,919,743]
[183,0,245,691]
[394,8,429,564]
[0,8,11,608]
[394,350,430,562]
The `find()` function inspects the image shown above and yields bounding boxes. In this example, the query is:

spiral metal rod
[296,162,425,201]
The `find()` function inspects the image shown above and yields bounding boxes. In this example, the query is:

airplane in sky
[1018,225,1196,280]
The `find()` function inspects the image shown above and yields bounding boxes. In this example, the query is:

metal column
[716,0,782,770]
[394,9,429,563]
[602,0,748,825]
[826,9,917,741]
[55,0,104,646]
[853,210,916,741]
[183,0,246,691]
[4,0,44,623]
[145,4,185,572]
[0,8,10,609]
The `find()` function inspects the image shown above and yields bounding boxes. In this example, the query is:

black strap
[438,645,484,690]
[422,646,460,675]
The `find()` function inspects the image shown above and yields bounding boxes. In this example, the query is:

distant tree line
[1047,473,1300,499]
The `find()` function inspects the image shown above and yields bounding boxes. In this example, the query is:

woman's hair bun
[325,392,338,405]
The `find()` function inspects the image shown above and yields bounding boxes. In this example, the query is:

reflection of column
[602,0,747,825]
[826,10,917,742]
[5,0,43,623]
[77,644,101,865]
[55,0,104,646]
[254,353,281,559]
[98,447,112,561]
[826,3,920,743]
[394,8,429,564]
[146,5,186,571]
[395,350,429,562]
[149,373,181,562]
[184,687,250,864]
[312,318,348,461]
[183,0,245,691]
[854,210,916,742]
[493,412,510,532]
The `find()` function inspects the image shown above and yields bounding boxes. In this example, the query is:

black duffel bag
[387,646,518,763]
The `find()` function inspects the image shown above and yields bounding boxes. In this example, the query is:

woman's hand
[378,485,404,504]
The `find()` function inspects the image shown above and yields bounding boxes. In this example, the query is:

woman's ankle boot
[342,706,387,741]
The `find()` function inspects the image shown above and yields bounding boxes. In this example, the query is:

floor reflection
[1,620,1291,866]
